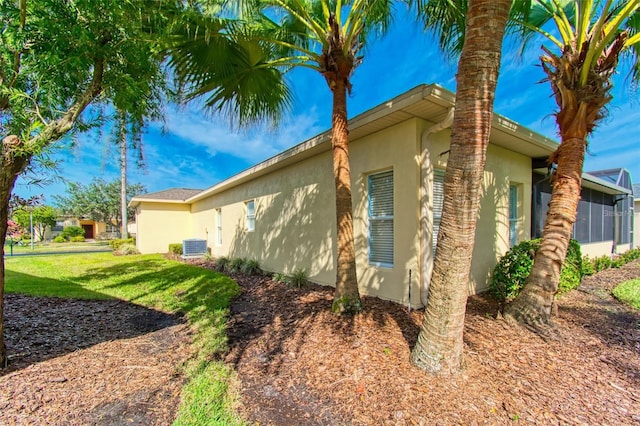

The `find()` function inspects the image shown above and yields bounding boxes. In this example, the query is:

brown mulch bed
[1,261,638,425]
[224,260,640,425]
[0,297,191,425]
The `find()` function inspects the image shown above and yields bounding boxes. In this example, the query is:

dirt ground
[0,297,191,425]
[224,260,640,425]
[1,260,639,425]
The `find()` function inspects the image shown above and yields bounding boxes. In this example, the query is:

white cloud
[160,104,324,164]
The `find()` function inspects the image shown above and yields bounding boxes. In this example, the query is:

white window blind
[509,185,519,247]
[246,200,255,232]
[432,169,445,254]
[216,208,222,245]
[368,170,394,266]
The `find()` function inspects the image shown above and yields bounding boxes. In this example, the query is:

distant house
[45,216,119,240]
[634,184,640,249]
[131,84,635,307]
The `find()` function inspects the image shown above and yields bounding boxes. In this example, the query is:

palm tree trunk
[1,135,30,368]
[410,0,511,374]
[120,119,128,240]
[330,78,361,314]
[504,135,585,326]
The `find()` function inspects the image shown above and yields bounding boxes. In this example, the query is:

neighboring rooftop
[132,188,203,202]
[586,168,633,190]
[633,183,640,198]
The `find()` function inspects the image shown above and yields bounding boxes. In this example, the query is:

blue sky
[14,8,640,202]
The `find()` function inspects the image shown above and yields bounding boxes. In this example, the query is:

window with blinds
[509,185,520,247]
[245,200,255,232]
[368,170,394,266]
[216,208,222,245]
[432,169,445,254]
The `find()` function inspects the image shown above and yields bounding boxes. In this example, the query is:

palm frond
[410,0,467,59]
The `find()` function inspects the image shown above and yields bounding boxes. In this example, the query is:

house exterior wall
[421,122,533,294]
[634,199,639,248]
[185,117,532,303]
[135,202,192,254]
[190,119,423,305]
[135,117,535,305]
[580,241,632,258]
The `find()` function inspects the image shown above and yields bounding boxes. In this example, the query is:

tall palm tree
[504,0,640,328]
[409,0,513,374]
[168,0,393,313]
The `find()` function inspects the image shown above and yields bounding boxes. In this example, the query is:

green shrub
[169,243,183,255]
[115,243,139,256]
[53,235,67,243]
[612,257,624,268]
[61,226,84,240]
[593,255,611,272]
[289,268,308,288]
[110,238,135,250]
[70,235,85,243]
[621,248,640,263]
[228,258,245,274]
[215,256,230,272]
[581,256,596,276]
[272,272,287,283]
[558,239,582,293]
[241,259,261,275]
[490,238,583,302]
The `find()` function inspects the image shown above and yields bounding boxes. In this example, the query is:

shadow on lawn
[2,271,185,375]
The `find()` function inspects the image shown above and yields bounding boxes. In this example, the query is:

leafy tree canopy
[12,205,57,241]
[54,179,145,229]
[0,0,178,155]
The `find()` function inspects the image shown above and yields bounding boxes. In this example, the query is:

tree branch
[27,56,105,151]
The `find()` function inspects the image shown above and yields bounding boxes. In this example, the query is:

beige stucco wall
[419,123,532,294]
[581,241,633,258]
[190,119,423,306]
[135,202,193,254]
[191,151,337,286]
[137,116,535,305]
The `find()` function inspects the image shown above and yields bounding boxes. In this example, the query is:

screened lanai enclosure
[532,168,634,253]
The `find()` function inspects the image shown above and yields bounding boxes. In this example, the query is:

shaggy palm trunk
[330,78,361,314]
[411,0,511,374]
[120,121,128,240]
[505,133,585,326]
[1,136,29,368]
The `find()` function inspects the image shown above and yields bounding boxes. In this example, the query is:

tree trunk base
[503,298,559,340]
[331,296,362,315]
[410,344,464,375]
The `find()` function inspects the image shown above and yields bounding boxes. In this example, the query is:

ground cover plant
[613,278,640,310]
[3,253,241,425]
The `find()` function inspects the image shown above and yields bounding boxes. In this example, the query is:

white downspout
[419,107,454,305]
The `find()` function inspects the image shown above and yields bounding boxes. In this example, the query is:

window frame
[245,200,255,232]
[432,169,446,254]
[509,184,520,248]
[368,170,394,268]
[216,208,222,246]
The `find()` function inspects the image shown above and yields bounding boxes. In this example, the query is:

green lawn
[612,278,640,311]
[4,240,111,255]
[5,252,244,425]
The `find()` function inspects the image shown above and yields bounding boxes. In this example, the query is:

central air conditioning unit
[182,238,207,258]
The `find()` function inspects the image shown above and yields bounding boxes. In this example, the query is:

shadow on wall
[471,171,509,294]
[228,179,335,282]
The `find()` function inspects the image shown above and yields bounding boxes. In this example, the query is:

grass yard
[4,240,111,255]
[613,277,640,310]
[5,252,243,425]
